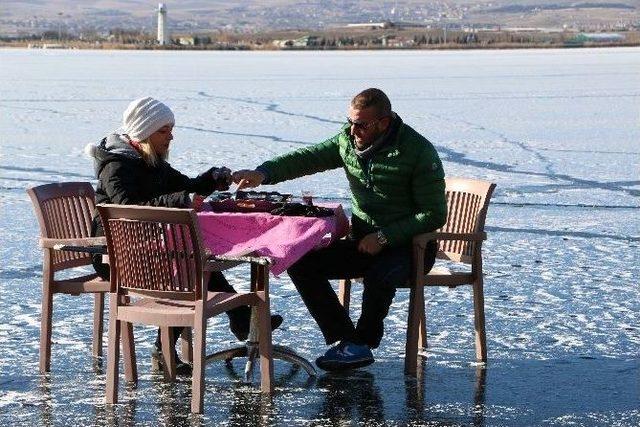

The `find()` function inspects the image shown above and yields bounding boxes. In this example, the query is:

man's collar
[353,112,402,160]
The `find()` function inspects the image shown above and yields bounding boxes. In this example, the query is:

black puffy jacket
[87,133,217,239]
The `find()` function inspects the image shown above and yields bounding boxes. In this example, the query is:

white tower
[157,3,169,45]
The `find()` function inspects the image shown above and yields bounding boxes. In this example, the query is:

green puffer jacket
[258,122,447,247]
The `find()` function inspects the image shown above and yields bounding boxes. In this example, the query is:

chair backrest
[97,204,206,301]
[27,182,96,271]
[437,178,496,264]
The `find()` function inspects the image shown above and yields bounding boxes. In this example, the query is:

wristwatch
[376,230,388,246]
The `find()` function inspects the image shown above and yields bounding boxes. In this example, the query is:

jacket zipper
[363,159,373,189]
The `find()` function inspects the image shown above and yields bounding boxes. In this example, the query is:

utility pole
[57,12,63,40]
[441,13,448,44]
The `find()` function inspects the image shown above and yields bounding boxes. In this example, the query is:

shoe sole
[316,357,374,372]
[231,314,284,341]
[151,352,192,376]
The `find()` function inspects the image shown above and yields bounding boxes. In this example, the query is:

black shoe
[230,314,284,341]
[151,347,192,376]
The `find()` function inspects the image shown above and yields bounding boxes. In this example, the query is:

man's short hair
[351,88,392,118]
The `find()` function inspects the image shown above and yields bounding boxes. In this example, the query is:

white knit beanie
[121,97,175,142]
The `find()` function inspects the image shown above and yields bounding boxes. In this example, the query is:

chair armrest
[41,237,107,249]
[413,231,487,248]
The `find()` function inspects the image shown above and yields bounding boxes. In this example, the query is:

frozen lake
[0,47,638,425]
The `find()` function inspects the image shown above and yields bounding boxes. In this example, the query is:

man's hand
[232,169,266,189]
[358,232,384,255]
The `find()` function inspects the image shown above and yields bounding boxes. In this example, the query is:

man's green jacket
[258,122,447,247]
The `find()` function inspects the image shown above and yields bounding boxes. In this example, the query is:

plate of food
[208,190,292,213]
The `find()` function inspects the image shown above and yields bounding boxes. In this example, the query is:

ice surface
[0,47,638,425]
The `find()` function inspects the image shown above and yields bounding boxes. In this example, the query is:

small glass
[301,190,313,206]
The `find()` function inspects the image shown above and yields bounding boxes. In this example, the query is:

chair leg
[39,279,53,374]
[93,293,104,358]
[105,295,121,404]
[181,327,193,363]
[121,321,137,384]
[338,279,351,313]
[160,327,176,381]
[191,305,206,414]
[418,296,427,351]
[472,277,487,362]
[405,286,423,376]
[257,297,274,394]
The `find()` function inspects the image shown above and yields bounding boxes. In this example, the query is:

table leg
[206,307,317,379]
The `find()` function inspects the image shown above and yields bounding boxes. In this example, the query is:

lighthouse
[157,3,169,45]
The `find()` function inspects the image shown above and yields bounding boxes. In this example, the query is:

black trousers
[93,257,248,352]
[287,238,437,349]
[153,271,250,352]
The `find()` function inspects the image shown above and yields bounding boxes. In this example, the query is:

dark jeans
[287,238,437,349]
[92,256,249,353]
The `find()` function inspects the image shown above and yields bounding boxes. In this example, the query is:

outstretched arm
[232,133,343,189]
[232,169,266,189]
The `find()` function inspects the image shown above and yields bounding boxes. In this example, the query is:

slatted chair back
[97,204,205,301]
[101,204,275,413]
[337,177,497,373]
[27,182,96,271]
[27,182,111,372]
[437,178,496,264]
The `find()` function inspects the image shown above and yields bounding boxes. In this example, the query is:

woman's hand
[211,167,232,190]
[197,166,232,194]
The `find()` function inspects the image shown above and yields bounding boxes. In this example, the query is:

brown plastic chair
[339,177,496,375]
[27,182,110,373]
[98,204,274,414]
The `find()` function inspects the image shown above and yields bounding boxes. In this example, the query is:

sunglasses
[346,117,381,131]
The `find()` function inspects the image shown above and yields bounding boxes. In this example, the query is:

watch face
[377,231,388,245]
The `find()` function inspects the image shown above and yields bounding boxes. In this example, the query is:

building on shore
[272,35,318,48]
[565,32,625,46]
[346,22,394,29]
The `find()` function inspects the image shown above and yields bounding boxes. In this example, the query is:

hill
[1,0,638,37]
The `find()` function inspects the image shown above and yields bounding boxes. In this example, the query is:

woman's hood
[84,133,142,176]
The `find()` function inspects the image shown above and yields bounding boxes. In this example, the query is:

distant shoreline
[3,27,638,52]
[2,41,639,51]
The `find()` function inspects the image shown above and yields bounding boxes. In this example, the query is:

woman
[87,97,281,374]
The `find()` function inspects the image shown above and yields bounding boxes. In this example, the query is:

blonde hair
[137,138,168,167]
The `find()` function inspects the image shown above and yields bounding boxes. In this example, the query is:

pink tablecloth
[196,205,349,276]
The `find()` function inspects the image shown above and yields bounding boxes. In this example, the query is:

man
[233,88,446,371]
